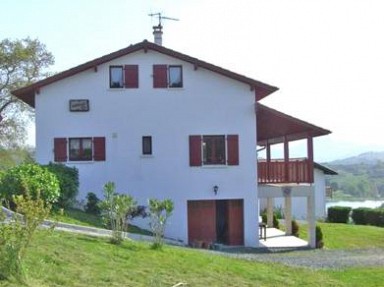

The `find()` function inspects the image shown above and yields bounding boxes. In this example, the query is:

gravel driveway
[214,248,384,270]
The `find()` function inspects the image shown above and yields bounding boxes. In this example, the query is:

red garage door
[187,200,216,247]
[187,199,244,246]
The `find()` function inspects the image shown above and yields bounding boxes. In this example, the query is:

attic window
[110,66,124,88]
[153,65,183,88]
[169,65,183,88]
[109,65,139,89]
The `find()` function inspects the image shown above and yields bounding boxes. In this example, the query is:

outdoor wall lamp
[213,185,219,195]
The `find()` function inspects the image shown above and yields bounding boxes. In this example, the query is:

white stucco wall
[35,49,259,246]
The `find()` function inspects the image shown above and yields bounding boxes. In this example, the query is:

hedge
[327,206,351,223]
[353,207,384,227]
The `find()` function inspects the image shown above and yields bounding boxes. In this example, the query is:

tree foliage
[0,38,54,147]
[327,161,384,199]
[0,146,34,171]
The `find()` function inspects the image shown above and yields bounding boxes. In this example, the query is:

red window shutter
[227,135,239,165]
[124,65,138,88]
[189,135,202,166]
[54,138,67,162]
[153,65,168,88]
[93,137,106,161]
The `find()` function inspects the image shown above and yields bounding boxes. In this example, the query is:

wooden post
[307,136,314,183]
[266,141,271,182]
[267,197,274,227]
[284,136,289,182]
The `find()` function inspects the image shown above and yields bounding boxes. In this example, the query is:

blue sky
[2,0,384,162]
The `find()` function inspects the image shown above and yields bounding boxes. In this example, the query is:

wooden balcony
[258,158,313,184]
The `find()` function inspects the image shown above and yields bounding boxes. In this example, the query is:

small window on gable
[110,66,124,88]
[169,65,183,88]
[142,136,152,155]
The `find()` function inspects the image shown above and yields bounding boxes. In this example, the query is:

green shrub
[85,192,101,215]
[327,206,351,223]
[316,225,324,248]
[273,214,279,229]
[99,182,136,244]
[352,207,370,225]
[0,163,60,207]
[260,210,279,228]
[148,198,174,249]
[0,193,52,282]
[44,163,79,209]
[292,220,299,237]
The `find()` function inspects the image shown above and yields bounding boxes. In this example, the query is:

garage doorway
[187,199,244,246]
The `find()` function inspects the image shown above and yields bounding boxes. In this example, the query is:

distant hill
[324,151,384,199]
[329,151,384,166]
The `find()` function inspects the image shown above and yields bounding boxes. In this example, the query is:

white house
[13,38,331,247]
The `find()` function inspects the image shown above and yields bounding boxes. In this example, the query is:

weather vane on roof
[148,12,179,45]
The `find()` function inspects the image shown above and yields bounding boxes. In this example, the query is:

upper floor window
[189,135,239,166]
[153,65,183,88]
[109,65,139,89]
[169,65,183,88]
[203,135,226,165]
[110,66,123,88]
[142,136,152,155]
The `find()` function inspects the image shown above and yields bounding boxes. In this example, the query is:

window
[69,138,93,161]
[169,65,183,88]
[110,66,123,88]
[153,64,183,88]
[189,135,239,166]
[203,136,226,165]
[109,65,139,88]
[142,136,152,155]
[54,137,106,162]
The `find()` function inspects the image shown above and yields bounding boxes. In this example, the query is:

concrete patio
[258,227,309,248]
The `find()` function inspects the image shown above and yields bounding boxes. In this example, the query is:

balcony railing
[258,158,313,184]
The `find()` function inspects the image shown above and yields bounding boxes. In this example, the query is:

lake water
[326,200,384,210]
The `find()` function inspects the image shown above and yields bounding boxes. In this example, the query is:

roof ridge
[12,40,278,107]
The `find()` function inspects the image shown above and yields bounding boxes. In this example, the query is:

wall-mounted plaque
[69,99,89,112]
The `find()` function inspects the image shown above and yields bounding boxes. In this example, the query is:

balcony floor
[259,227,308,248]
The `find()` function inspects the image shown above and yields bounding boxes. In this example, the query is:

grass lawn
[0,223,383,286]
[1,230,381,287]
[298,222,384,249]
[51,208,152,236]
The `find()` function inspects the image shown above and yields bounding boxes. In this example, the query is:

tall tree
[0,38,54,148]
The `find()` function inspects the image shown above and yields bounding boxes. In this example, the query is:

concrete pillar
[284,194,292,235]
[267,197,274,227]
[307,187,316,248]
